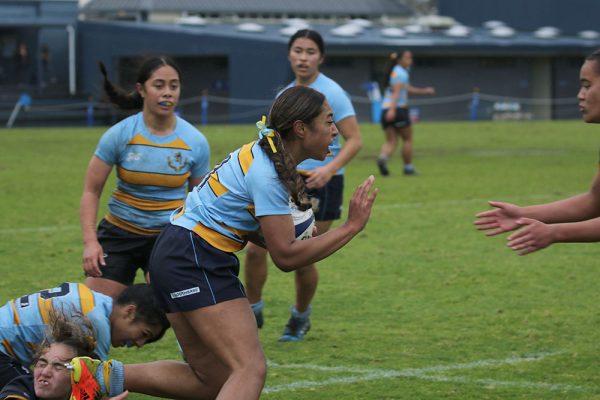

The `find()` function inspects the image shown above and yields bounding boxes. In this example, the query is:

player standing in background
[148,86,377,399]
[377,50,435,176]
[475,49,600,254]
[80,56,211,299]
[244,29,363,341]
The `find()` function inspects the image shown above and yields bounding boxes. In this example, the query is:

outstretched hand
[346,175,378,234]
[474,201,522,236]
[507,218,555,255]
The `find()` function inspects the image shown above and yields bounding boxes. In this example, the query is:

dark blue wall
[439,0,597,35]
[77,22,290,123]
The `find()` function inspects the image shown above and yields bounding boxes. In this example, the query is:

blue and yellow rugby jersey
[172,141,290,252]
[281,73,355,175]
[95,112,211,235]
[0,282,112,365]
[382,64,409,110]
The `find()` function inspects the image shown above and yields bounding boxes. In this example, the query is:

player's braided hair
[98,56,182,111]
[32,308,96,362]
[259,86,326,211]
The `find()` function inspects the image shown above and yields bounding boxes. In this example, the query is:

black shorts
[148,225,246,313]
[305,174,344,221]
[380,107,411,129]
[0,351,30,389]
[91,219,158,285]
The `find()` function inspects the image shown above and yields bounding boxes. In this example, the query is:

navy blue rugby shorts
[305,174,344,221]
[148,225,246,313]
[380,107,411,129]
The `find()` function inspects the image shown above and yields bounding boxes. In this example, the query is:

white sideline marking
[0,225,79,235]
[0,193,576,235]
[376,193,576,210]
[263,352,586,394]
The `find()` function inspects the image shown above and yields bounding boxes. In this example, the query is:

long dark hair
[288,29,325,56]
[98,56,182,110]
[383,50,409,89]
[259,86,326,210]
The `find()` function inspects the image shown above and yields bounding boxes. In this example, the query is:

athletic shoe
[69,357,124,400]
[279,316,311,342]
[403,167,419,176]
[377,159,390,176]
[254,309,264,329]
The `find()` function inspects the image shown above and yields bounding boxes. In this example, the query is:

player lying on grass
[0,282,168,390]
[0,282,222,399]
[475,49,600,255]
[0,308,128,400]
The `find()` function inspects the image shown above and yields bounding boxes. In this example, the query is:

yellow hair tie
[256,115,277,154]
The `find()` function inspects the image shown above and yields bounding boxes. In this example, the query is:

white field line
[263,352,587,394]
[0,193,576,236]
[0,224,79,235]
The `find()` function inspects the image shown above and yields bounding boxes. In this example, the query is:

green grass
[1,120,599,399]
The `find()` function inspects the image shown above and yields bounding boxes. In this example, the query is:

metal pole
[66,24,76,95]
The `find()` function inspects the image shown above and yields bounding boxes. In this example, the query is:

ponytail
[383,50,408,89]
[98,55,182,111]
[98,61,143,110]
[258,86,326,211]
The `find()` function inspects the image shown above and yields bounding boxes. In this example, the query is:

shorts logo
[170,287,200,299]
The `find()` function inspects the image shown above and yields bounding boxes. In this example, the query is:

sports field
[1,120,599,399]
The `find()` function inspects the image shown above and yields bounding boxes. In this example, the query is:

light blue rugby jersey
[281,73,355,175]
[172,141,290,252]
[382,65,410,110]
[95,112,211,235]
[0,282,112,366]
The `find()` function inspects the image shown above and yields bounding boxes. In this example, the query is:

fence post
[201,89,209,126]
[469,87,480,121]
[87,96,95,127]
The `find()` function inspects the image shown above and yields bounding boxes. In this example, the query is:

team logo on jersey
[126,152,141,162]
[167,152,190,172]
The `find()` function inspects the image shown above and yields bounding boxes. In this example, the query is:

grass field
[1,120,599,399]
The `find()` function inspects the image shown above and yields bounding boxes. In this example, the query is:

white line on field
[0,193,577,235]
[0,225,79,235]
[263,352,587,394]
[375,193,576,210]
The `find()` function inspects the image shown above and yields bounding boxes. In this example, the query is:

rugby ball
[290,201,315,240]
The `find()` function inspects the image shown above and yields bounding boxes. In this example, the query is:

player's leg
[124,312,229,399]
[84,277,128,298]
[398,124,416,174]
[181,299,267,399]
[243,242,269,328]
[294,219,332,311]
[378,125,398,176]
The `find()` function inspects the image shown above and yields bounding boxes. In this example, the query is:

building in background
[1,0,599,126]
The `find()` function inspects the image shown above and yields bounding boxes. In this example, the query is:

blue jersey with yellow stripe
[95,112,211,235]
[0,283,112,366]
[382,65,410,110]
[172,141,290,252]
[281,73,355,175]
